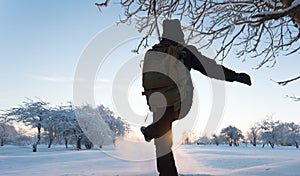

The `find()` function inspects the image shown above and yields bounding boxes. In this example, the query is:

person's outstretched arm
[186,45,251,86]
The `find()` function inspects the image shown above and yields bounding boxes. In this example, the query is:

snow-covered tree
[5,99,84,150]
[196,136,211,145]
[286,122,300,148]
[42,108,62,148]
[96,0,300,100]
[211,134,220,146]
[55,105,77,149]
[57,104,129,149]
[42,104,95,150]
[254,118,300,148]
[6,98,50,152]
[11,127,33,146]
[5,98,129,150]
[3,125,18,144]
[97,105,129,137]
[273,122,300,148]
[258,118,280,148]
[1,111,29,146]
[51,105,88,150]
[0,113,9,146]
[221,125,244,146]
[0,123,18,146]
[211,134,227,146]
[181,131,190,144]
[97,0,300,69]
[247,122,261,147]
[75,105,129,148]
[181,131,198,144]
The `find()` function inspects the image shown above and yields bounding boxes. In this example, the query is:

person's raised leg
[142,106,178,141]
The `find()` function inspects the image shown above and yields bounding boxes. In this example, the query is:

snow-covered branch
[98,0,300,67]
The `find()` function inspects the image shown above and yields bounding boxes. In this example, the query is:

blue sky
[1,0,299,135]
[0,0,117,107]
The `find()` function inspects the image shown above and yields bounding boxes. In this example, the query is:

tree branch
[273,75,300,86]
[285,95,300,101]
[101,0,300,68]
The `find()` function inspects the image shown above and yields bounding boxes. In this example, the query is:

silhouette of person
[141,19,251,176]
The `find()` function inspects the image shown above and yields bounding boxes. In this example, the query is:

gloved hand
[236,73,252,86]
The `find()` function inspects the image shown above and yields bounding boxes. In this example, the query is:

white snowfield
[0,144,299,176]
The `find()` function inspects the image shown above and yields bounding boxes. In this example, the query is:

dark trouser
[144,106,179,176]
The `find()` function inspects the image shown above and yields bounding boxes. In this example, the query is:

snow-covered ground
[0,144,299,176]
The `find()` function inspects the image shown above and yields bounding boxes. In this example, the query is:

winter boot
[140,126,151,142]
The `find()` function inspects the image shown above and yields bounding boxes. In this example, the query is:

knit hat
[161,19,184,43]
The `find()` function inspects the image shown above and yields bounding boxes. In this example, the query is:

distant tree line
[2,98,300,150]
[0,98,129,152]
[186,118,300,149]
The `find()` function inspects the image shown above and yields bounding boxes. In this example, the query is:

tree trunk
[85,141,93,149]
[0,137,4,146]
[234,139,238,147]
[48,131,54,148]
[76,138,81,150]
[295,141,299,149]
[48,138,53,148]
[269,141,275,148]
[253,136,257,147]
[1,125,6,146]
[65,138,68,149]
[37,123,41,144]
[229,139,232,146]
[33,123,42,152]
[33,143,37,152]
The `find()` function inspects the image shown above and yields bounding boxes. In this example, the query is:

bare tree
[96,0,300,68]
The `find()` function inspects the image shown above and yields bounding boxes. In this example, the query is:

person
[141,19,251,176]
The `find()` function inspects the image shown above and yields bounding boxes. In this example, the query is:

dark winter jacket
[159,39,239,82]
